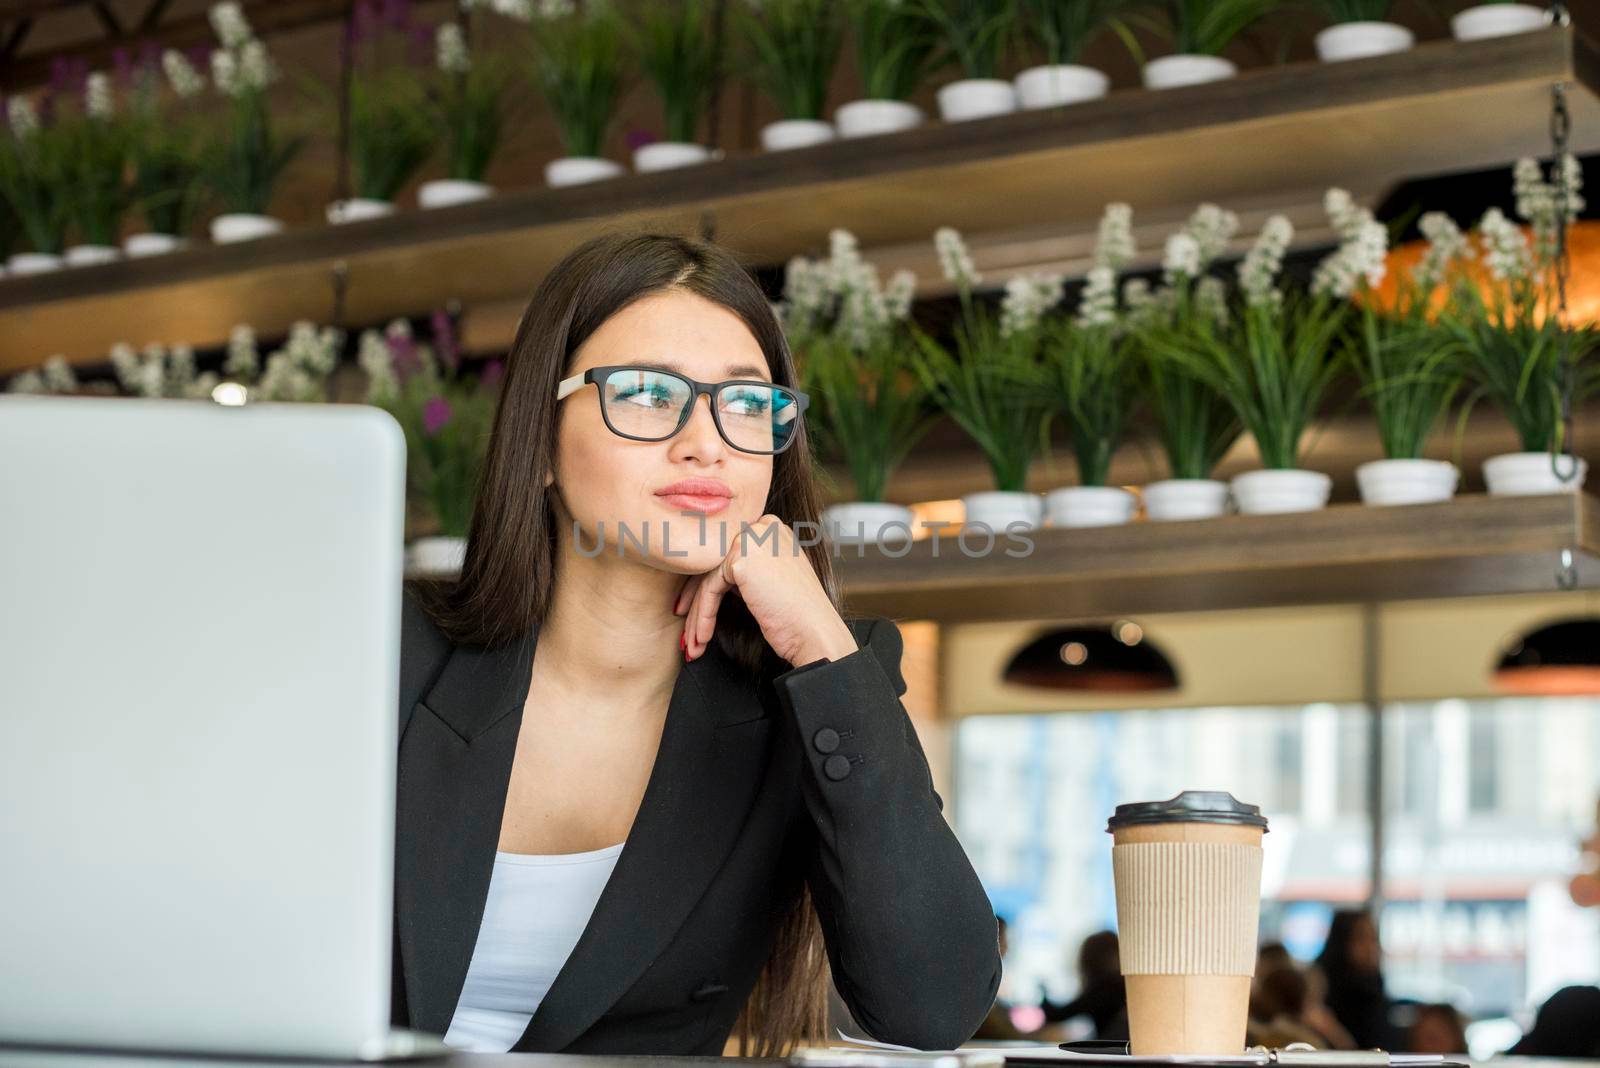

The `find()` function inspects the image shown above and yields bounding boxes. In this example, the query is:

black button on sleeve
[813,727,841,753]
[823,753,852,781]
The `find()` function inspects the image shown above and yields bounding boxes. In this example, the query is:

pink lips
[655,477,732,515]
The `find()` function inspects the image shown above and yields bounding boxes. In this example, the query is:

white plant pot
[406,535,467,577]
[1044,486,1138,528]
[210,213,284,244]
[123,232,189,258]
[834,99,925,138]
[936,78,1018,122]
[1482,451,1589,496]
[1230,469,1332,515]
[418,178,494,208]
[1314,21,1416,62]
[1013,64,1110,109]
[326,197,395,225]
[822,502,916,546]
[633,142,721,172]
[962,490,1043,533]
[63,244,121,267]
[1451,3,1548,40]
[7,252,65,275]
[760,119,836,152]
[1142,54,1238,90]
[544,156,625,187]
[1143,479,1231,521]
[1356,458,1459,506]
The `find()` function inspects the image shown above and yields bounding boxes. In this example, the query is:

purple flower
[389,332,422,384]
[431,309,459,374]
[422,395,452,436]
[382,0,412,30]
[625,127,658,151]
[352,1,380,47]
[480,360,504,390]
[407,23,433,66]
[112,47,134,89]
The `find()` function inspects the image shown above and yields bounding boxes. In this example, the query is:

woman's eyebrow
[632,359,771,381]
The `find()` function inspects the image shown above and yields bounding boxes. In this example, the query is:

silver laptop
[0,394,448,1061]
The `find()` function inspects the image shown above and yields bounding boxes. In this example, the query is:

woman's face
[548,289,777,574]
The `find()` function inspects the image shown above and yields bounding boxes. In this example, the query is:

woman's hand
[674,514,858,668]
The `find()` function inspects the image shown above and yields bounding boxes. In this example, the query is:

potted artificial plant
[1152,212,1350,514]
[1451,1,1548,41]
[203,2,306,243]
[60,71,133,266]
[0,95,71,274]
[915,0,1018,122]
[124,50,212,257]
[326,0,435,224]
[1350,210,1468,505]
[630,0,723,172]
[1012,0,1136,108]
[1445,158,1593,495]
[1135,203,1248,520]
[910,226,1055,532]
[362,312,502,576]
[1138,0,1280,89]
[835,0,942,138]
[419,20,511,207]
[737,0,844,151]
[529,2,628,186]
[1313,0,1416,61]
[783,230,935,543]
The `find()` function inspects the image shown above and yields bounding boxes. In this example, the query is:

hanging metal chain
[1548,0,1579,589]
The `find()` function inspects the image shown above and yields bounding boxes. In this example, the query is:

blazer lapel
[393,618,777,1048]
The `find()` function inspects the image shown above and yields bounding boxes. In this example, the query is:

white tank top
[441,841,626,1053]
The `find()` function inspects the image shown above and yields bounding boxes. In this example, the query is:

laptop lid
[0,394,408,1059]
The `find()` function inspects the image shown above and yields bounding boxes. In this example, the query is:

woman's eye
[618,387,673,408]
[722,391,770,416]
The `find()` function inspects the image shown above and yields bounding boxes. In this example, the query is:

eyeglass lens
[599,368,801,453]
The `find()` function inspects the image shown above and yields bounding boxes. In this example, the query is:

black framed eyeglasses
[555,364,809,455]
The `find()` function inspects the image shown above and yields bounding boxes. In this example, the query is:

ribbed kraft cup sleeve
[1112,841,1263,976]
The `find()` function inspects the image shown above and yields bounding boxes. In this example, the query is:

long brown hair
[408,227,837,1055]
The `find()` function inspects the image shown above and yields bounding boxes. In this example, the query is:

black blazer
[389,588,1002,1054]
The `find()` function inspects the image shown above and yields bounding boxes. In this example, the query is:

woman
[391,231,1002,1057]
[1313,910,1400,1051]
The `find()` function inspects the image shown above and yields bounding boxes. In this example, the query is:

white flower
[934,226,981,290]
[41,356,79,393]
[1479,207,1532,281]
[883,269,917,321]
[1195,276,1229,328]
[137,350,167,398]
[535,0,574,15]
[186,371,221,400]
[359,328,398,402]
[1093,203,1135,271]
[85,72,114,119]
[225,323,259,378]
[1184,203,1239,268]
[1075,265,1118,328]
[109,342,140,392]
[238,39,275,91]
[1162,232,1201,284]
[827,229,865,295]
[7,96,38,138]
[208,1,254,49]
[210,49,238,96]
[436,24,471,73]
[1240,215,1294,309]
[162,49,206,98]
[169,343,196,388]
[1001,271,1065,337]
[7,370,45,394]
[1412,211,1473,290]
[1313,209,1388,299]
[1513,154,1585,263]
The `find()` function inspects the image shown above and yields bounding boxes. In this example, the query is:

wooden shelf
[4,26,1598,373]
[835,492,1600,623]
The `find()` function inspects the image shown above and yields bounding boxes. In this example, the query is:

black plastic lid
[1105,790,1269,833]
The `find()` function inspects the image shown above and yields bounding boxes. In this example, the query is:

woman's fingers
[688,560,732,660]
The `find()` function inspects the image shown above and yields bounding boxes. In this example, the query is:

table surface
[1,1049,1597,1068]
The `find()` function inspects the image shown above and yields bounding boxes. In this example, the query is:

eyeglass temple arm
[555,373,586,400]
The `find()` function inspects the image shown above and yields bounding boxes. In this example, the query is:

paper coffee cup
[1107,790,1268,1055]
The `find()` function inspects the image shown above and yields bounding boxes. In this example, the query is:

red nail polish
[684,647,691,662]
[679,632,685,650]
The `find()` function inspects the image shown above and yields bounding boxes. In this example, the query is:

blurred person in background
[1505,986,1600,1058]
[1039,930,1128,1040]
[1406,1004,1469,1055]
[1314,910,1402,1051]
